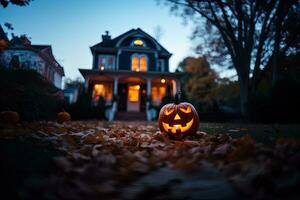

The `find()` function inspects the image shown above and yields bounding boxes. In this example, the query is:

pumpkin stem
[174,91,181,104]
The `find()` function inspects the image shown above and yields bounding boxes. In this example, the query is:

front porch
[79,69,182,121]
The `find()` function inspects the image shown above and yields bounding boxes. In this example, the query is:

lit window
[131,54,147,72]
[133,39,144,46]
[151,86,166,105]
[131,56,139,72]
[128,85,140,102]
[92,83,113,102]
[140,56,147,72]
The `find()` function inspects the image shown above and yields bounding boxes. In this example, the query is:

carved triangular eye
[164,108,174,115]
[174,114,181,120]
[179,106,191,113]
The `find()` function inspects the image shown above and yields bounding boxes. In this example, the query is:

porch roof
[79,69,183,80]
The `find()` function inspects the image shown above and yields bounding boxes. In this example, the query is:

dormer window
[132,39,146,47]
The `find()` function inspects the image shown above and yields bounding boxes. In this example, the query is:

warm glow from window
[92,84,112,102]
[133,39,144,46]
[140,56,147,72]
[151,86,166,103]
[159,87,166,99]
[93,84,105,97]
[131,54,147,72]
[131,56,139,72]
[128,85,140,102]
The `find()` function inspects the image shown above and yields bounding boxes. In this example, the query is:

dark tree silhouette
[163,0,299,116]
[0,0,32,8]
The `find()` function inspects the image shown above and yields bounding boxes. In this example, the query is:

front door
[127,84,140,112]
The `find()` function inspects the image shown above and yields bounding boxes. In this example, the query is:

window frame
[131,53,148,72]
[98,54,115,70]
[157,59,165,72]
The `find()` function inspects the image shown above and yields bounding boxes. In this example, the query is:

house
[79,28,181,121]
[0,26,64,89]
[64,87,79,104]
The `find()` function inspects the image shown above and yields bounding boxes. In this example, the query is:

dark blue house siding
[164,58,169,72]
[118,51,131,70]
[118,51,156,71]
[92,54,97,69]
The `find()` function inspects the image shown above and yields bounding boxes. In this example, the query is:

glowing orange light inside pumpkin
[174,114,181,120]
[180,106,192,113]
[158,100,200,139]
[164,108,174,115]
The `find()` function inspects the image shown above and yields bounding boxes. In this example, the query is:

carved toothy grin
[162,118,194,134]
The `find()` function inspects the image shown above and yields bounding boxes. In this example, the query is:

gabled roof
[91,28,135,49]
[6,36,65,76]
[32,45,51,51]
[38,46,65,76]
[90,28,172,57]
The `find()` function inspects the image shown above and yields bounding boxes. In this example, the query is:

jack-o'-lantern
[57,111,71,124]
[158,93,199,139]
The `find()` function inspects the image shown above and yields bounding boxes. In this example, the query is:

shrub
[66,92,107,120]
[0,68,64,121]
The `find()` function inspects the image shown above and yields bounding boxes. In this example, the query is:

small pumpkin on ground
[0,111,20,127]
[57,111,71,124]
[158,93,199,139]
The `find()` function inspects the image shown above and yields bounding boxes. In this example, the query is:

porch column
[146,78,151,97]
[113,76,118,96]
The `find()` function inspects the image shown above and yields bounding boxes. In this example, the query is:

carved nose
[174,114,181,120]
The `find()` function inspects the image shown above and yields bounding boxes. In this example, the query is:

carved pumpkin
[0,111,20,127]
[57,112,71,124]
[158,94,199,139]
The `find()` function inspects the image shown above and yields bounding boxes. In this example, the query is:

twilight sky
[0,0,197,79]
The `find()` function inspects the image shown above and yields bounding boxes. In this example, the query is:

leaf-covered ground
[1,121,300,200]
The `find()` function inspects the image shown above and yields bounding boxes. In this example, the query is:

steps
[114,111,147,121]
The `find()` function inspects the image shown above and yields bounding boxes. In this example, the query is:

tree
[163,0,299,116]
[0,0,32,8]
[178,56,218,105]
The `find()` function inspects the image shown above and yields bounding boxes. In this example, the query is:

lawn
[1,121,300,199]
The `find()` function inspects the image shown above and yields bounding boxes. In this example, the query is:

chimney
[102,31,111,42]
